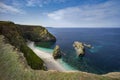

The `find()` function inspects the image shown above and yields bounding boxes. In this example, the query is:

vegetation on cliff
[17,24,56,42]
[1,35,120,80]
[17,24,56,48]
[0,21,55,69]
[0,21,120,80]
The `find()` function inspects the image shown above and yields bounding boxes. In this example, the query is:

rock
[53,45,62,59]
[0,21,45,70]
[83,43,92,48]
[73,41,85,56]
[17,24,56,42]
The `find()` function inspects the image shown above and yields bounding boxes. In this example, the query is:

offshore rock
[83,43,93,48]
[53,45,62,59]
[73,41,85,56]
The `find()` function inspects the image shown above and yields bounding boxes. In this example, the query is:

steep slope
[0,21,120,80]
[1,35,120,80]
[17,24,56,42]
[17,24,56,48]
[0,21,47,69]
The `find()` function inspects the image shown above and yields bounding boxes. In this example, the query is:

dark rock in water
[53,45,62,59]
[73,41,85,56]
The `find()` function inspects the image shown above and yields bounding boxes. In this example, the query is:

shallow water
[35,46,76,71]
[37,28,120,74]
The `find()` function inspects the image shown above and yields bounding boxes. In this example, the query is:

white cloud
[26,0,36,6]
[26,0,67,7]
[47,9,65,20]
[0,2,25,14]
[46,1,120,27]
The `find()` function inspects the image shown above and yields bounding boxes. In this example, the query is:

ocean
[36,28,120,74]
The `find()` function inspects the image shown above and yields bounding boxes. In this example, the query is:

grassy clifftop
[0,21,56,70]
[0,35,120,80]
[0,21,120,80]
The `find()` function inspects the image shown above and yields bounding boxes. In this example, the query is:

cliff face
[1,35,120,80]
[17,24,56,42]
[0,21,120,80]
[0,21,56,70]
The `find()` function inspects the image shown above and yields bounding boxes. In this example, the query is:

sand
[27,42,66,72]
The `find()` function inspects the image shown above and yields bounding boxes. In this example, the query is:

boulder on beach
[73,41,85,56]
[53,45,62,59]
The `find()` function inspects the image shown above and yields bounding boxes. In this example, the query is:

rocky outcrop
[0,35,120,80]
[0,21,56,70]
[53,45,62,59]
[73,41,93,56]
[83,43,93,48]
[17,24,56,42]
[17,24,56,48]
[73,41,85,56]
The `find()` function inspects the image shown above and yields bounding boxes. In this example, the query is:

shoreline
[28,42,66,72]
[27,42,120,75]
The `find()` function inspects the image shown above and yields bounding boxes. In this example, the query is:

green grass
[20,44,45,69]
[0,35,119,80]
[0,21,44,69]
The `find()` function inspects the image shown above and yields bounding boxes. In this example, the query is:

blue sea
[37,28,120,74]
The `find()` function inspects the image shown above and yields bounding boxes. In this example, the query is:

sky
[0,0,120,28]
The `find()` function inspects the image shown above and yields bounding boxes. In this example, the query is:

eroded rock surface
[73,41,85,56]
[53,45,62,59]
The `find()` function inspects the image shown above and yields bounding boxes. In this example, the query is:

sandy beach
[28,42,66,72]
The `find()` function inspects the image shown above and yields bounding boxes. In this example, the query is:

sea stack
[73,41,85,56]
[53,45,62,59]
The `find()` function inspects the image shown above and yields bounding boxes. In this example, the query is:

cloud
[47,0,120,27]
[26,0,67,7]
[0,2,25,14]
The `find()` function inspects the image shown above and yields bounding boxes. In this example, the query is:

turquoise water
[37,28,120,74]
[36,46,53,54]
[36,46,76,71]
[57,59,77,71]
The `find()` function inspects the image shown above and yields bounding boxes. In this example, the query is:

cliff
[0,21,120,80]
[17,24,56,48]
[17,24,56,42]
[0,35,120,80]
[0,21,56,70]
